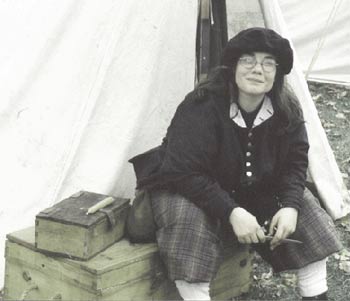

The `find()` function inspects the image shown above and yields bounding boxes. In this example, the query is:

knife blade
[264,235,303,244]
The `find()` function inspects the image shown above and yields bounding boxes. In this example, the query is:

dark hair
[194,64,304,133]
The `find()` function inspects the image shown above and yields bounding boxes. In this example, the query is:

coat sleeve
[154,97,239,221]
[277,122,309,211]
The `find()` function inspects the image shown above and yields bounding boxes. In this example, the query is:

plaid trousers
[151,188,342,282]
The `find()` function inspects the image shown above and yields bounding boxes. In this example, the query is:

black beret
[221,27,293,74]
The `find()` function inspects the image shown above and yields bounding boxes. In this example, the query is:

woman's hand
[269,207,298,250]
[229,207,266,244]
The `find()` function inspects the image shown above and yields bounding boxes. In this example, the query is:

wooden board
[226,0,265,38]
[197,0,211,81]
[4,227,252,300]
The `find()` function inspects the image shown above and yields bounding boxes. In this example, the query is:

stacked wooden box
[34,191,130,260]
[4,191,253,300]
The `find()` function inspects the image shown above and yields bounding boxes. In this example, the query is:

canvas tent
[279,0,350,85]
[0,0,349,288]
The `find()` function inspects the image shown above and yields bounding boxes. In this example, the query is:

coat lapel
[230,96,274,128]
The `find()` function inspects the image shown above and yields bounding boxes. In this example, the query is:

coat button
[246,152,251,157]
[246,161,251,167]
[248,132,253,138]
[246,171,252,177]
[247,142,253,148]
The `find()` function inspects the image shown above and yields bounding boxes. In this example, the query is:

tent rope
[305,0,342,80]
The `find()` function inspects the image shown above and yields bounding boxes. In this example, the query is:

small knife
[264,235,303,244]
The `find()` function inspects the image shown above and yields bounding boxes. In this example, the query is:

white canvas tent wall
[279,0,350,85]
[0,0,349,288]
[0,0,198,287]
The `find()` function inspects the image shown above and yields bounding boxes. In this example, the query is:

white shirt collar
[229,95,274,128]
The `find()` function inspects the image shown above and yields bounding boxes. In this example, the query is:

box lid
[36,191,129,228]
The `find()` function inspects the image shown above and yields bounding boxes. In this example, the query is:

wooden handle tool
[86,197,115,215]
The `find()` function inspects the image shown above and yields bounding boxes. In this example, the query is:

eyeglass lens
[239,56,277,72]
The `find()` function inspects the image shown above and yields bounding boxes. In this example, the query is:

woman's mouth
[247,78,264,83]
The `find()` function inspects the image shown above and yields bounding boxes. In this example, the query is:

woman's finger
[270,226,284,248]
[251,234,259,244]
[238,235,250,244]
[269,216,278,236]
[256,228,266,243]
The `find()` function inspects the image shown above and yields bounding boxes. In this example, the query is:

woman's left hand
[268,207,298,250]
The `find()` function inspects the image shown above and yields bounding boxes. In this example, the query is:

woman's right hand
[229,207,266,244]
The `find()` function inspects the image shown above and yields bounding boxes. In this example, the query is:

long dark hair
[194,63,304,133]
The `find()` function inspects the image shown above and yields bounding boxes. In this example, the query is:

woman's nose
[252,62,264,73]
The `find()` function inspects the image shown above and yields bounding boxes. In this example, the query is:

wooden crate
[35,191,130,260]
[4,227,252,300]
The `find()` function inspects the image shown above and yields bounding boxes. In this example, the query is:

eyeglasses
[238,56,278,73]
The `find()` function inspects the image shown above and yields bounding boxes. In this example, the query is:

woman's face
[234,52,277,99]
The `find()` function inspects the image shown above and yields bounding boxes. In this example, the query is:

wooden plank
[198,0,211,81]
[226,0,265,38]
[6,227,36,251]
[35,192,129,228]
[210,0,228,67]
[211,247,252,299]
[34,191,129,260]
[35,220,88,258]
[5,240,97,293]
[4,255,95,300]
[201,0,210,18]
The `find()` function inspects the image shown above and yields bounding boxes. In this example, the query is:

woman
[129,27,342,300]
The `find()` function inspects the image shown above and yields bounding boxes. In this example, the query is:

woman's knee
[151,190,211,228]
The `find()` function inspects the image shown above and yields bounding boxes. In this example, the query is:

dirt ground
[239,81,350,301]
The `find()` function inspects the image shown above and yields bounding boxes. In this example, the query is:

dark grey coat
[130,90,309,223]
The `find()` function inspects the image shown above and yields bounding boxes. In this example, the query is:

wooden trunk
[4,227,252,300]
[35,191,130,260]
